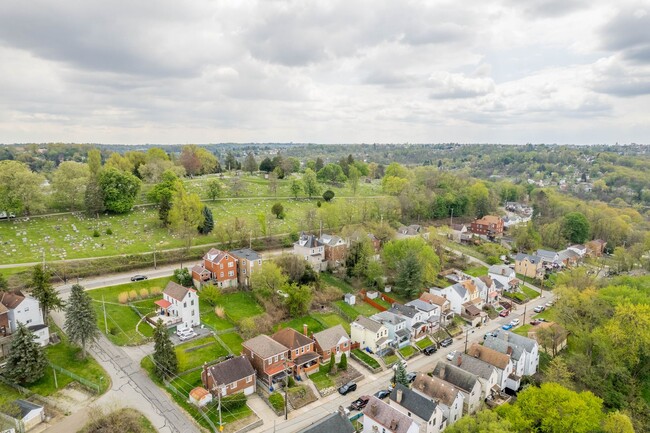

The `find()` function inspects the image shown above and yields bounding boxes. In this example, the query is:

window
[326,350,330,355]
[220,272,224,278]
[26,319,32,324]
[274,355,278,362]
[191,300,194,306]
[184,302,187,308]
[228,262,234,268]
[295,349,299,356]
[220,264,224,269]
[301,347,304,353]
[24,307,29,312]
[246,376,252,383]
[243,269,247,274]
[243,260,247,265]
[228,271,234,277]
[267,359,272,365]
[192,310,195,316]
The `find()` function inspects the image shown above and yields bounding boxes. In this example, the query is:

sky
[0,0,649,145]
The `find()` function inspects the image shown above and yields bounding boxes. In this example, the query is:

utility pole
[284,358,289,420]
[450,207,454,227]
[464,328,474,353]
[52,366,58,388]
[218,386,223,432]
[522,304,527,324]
[102,296,108,334]
[153,244,157,270]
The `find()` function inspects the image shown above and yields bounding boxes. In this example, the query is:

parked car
[545,301,554,308]
[499,309,510,317]
[406,372,418,383]
[338,382,357,395]
[392,359,408,370]
[534,305,545,313]
[502,323,513,331]
[350,395,370,410]
[439,337,453,348]
[510,318,520,326]
[423,345,438,356]
[483,332,497,340]
[374,389,390,400]
[178,330,197,341]
[130,275,148,281]
[446,350,457,361]
[530,319,543,325]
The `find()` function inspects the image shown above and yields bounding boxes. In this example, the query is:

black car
[406,372,418,383]
[423,345,437,355]
[338,382,357,395]
[439,337,453,348]
[374,389,390,399]
[131,275,148,282]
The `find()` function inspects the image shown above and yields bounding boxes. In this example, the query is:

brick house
[203,248,238,288]
[312,324,350,363]
[242,335,291,390]
[514,253,544,279]
[469,215,504,237]
[272,327,320,376]
[319,234,348,264]
[201,355,256,397]
[586,239,607,257]
[229,248,262,287]
[154,281,200,330]
[191,264,211,289]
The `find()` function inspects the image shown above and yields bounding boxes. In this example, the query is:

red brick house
[586,239,607,257]
[312,324,350,363]
[203,248,238,288]
[201,356,256,397]
[272,327,320,376]
[0,303,8,337]
[191,264,211,289]
[319,234,348,264]
[242,334,291,390]
[470,215,504,237]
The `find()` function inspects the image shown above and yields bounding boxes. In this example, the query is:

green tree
[206,178,223,201]
[315,157,324,171]
[152,320,178,380]
[602,411,635,433]
[346,238,373,279]
[395,251,423,298]
[394,361,408,387]
[84,149,105,216]
[290,180,302,198]
[99,167,141,214]
[468,181,491,218]
[243,152,257,174]
[173,267,193,286]
[224,151,239,172]
[317,163,346,183]
[544,356,574,388]
[200,284,221,306]
[268,172,279,197]
[302,168,321,198]
[51,161,90,211]
[31,264,63,323]
[382,237,440,285]
[250,262,288,299]
[271,202,284,219]
[259,157,274,173]
[562,212,590,244]
[322,190,335,202]
[348,166,360,195]
[514,221,542,253]
[105,152,134,173]
[6,323,48,385]
[198,206,214,234]
[148,170,180,226]
[169,186,204,250]
[382,176,410,195]
[445,410,514,433]
[327,353,335,373]
[338,352,348,370]
[0,160,46,216]
[64,284,99,359]
[284,283,312,316]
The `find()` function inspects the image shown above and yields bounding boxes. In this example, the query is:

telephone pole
[153,244,157,270]
[218,387,223,431]
[284,359,289,420]
[102,296,109,334]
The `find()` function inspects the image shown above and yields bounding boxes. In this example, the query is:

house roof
[419,293,448,307]
[390,383,438,421]
[371,311,406,326]
[536,249,558,260]
[296,412,355,433]
[155,299,172,309]
[313,325,349,350]
[294,352,320,366]
[229,248,261,261]
[412,373,461,407]
[558,249,580,260]
[14,400,43,419]
[0,291,25,310]
[474,215,502,226]
[352,316,384,333]
[205,356,255,387]
[451,223,466,231]
[514,253,542,265]
[204,248,230,263]
[405,299,438,313]
[488,265,515,277]
[190,387,210,400]
[163,281,193,302]
[389,303,419,319]
[451,283,467,299]
[431,362,479,393]
[467,343,510,370]
[0,302,8,315]
[191,264,209,275]
[569,244,586,251]
[462,302,482,316]
[496,331,538,353]
[450,352,498,380]
[296,232,323,248]
[363,396,415,433]
[243,334,288,359]
[484,336,524,361]
[272,327,313,350]
[319,234,344,247]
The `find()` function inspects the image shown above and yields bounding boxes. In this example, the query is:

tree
[382,237,440,285]
[206,178,223,201]
[52,161,90,211]
[99,167,141,214]
[468,181,492,218]
[174,267,193,286]
[348,166,360,195]
[0,160,46,216]
[395,251,423,298]
[514,221,542,253]
[200,284,221,306]
[250,262,288,299]
[169,187,204,250]
[322,190,335,202]
[317,163,346,183]
[271,202,284,219]
[327,353,336,373]
[243,152,257,174]
[64,284,99,359]
[315,157,324,171]
[445,410,514,433]
[179,145,202,176]
[545,356,574,388]
[0,272,8,293]
[229,177,248,197]
[105,153,134,173]
[302,168,321,198]
[224,151,239,171]
[31,265,62,323]
[197,206,214,234]
[346,238,373,279]
[290,180,302,198]
[284,283,312,316]
[152,320,178,380]
[338,352,348,370]
[148,170,181,226]
[602,412,635,433]
[562,212,590,244]
[259,157,274,173]
[394,361,408,387]
[84,149,105,216]
[268,172,279,197]
[6,323,48,384]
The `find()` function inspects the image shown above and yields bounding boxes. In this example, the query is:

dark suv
[423,345,437,355]
[338,382,357,395]
[439,337,453,348]
[131,275,148,281]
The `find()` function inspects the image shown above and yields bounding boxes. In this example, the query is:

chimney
[303,324,308,336]
[338,406,347,418]
[457,354,462,366]
[396,388,403,403]
[370,403,379,417]
[507,346,513,356]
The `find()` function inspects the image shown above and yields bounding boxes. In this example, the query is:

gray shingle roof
[371,311,406,326]
[431,362,479,393]
[353,316,384,333]
[536,249,558,260]
[484,336,524,361]
[205,356,255,386]
[229,248,261,261]
[363,396,416,433]
[389,303,419,319]
[296,232,323,248]
[390,383,438,421]
[452,283,467,298]
[313,325,349,350]
[406,299,437,313]
[243,334,288,359]
[514,253,542,264]
[411,373,461,407]
[319,234,344,246]
[450,352,498,381]
[496,331,537,353]
[488,265,515,277]
[296,412,355,433]
[163,281,191,302]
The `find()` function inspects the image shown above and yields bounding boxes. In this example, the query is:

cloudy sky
[0,0,648,144]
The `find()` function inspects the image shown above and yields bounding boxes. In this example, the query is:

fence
[331,304,353,322]
[164,378,219,433]
[49,363,101,394]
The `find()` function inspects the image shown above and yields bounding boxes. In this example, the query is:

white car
[510,318,520,326]
[446,350,457,361]
[392,359,408,370]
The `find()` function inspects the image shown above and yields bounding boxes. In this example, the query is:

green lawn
[352,349,381,369]
[275,316,325,334]
[219,332,244,355]
[513,324,533,336]
[0,382,22,406]
[382,353,399,366]
[334,300,380,320]
[415,337,434,350]
[217,292,264,323]
[464,266,488,277]
[176,336,229,372]
[313,312,351,334]
[521,285,540,299]
[399,346,416,358]
[534,308,556,321]
[309,370,335,389]
[320,273,355,293]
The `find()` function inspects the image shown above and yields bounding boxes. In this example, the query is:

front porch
[293,352,320,375]
[153,299,182,326]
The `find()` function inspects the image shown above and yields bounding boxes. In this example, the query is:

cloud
[428,72,495,99]
[600,4,650,63]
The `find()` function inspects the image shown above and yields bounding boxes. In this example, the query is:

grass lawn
[464,266,488,277]
[309,370,335,389]
[199,298,235,331]
[313,312,351,334]
[320,273,355,293]
[334,300,380,320]
[534,308,556,321]
[415,337,434,350]
[373,297,392,309]
[176,336,229,372]
[219,332,244,354]
[275,316,324,334]
[513,324,533,337]
[382,353,399,366]
[218,292,264,323]
[352,349,381,369]
[0,382,22,406]
[521,285,540,299]
[398,346,416,358]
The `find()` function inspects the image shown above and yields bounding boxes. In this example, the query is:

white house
[350,316,390,353]
[405,299,441,331]
[154,281,200,330]
[293,232,326,271]
[388,304,430,340]
[567,244,587,257]
[0,292,49,346]
[412,374,464,427]
[489,331,540,376]
[450,352,501,398]
[466,343,518,392]
[488,265,517,290]
[432,362,482,415]
[389,384,445,433]
[363,396,419,433]
[535,249,561,266]
[370,311,410,349]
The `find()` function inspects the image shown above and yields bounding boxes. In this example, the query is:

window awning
[155,299,172,309]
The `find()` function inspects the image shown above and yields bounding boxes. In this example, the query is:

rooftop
[272,327,313,350]
[204,356,255,387]
[243,334,288,359]
[390,383,438,421]
[363,396,415,433]
[229,248,261,261]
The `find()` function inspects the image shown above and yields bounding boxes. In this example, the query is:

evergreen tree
[31,265,63,323]
[327,353,335,373]
[394,361,409,387]
[338,352,348,370]
[395,252,423,299]
[64,284,99,359]
[259,157,274,173]
[243,152,257,174]
[6,323,47,384]
[153,320,178,380]
[198,206,214,234]
[315,157,324,172]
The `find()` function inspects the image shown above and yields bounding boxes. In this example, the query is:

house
[411,374,464,426]
[487,265,518,291]
[493,331,540,376]
[478,275,499,306]
[527,322,568,356]
[154,281,200,330]
[466,343,518,391]
[319,234,348,265]
[312,325,350,363]
[405,299,441,332]
[363,396,419,433]
[242,334,290,390]
[346,230,382,254]
[420,293,452,325]
[229,248,262,287]
[535,249,561,266]
[567,244,587,257]
[430,278,483,317]
[371,311,410,349]
[469,215,504,238]
[557,249,581,267]
[294,232,326,271]
[514,253,543,279]
[202,248,238,288]
[272,327,319,376]
[13,400,45,431]
[201,355,256,397]
[449,224,468,243]
[389,384,445,433]
[190,264,211,289]
[344,293,356,305]
[388,304,430,340]
[431,362,482,414]
[0,292,49,346]
[297,409,355,433]
[397,224,424,239]
[586,239,607,257]
[449,352,501,399]
[189,387,213,407]
[350,316,390,353]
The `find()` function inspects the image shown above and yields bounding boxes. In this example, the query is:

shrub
[201,284,221,306]
[118,292,129,304]
[173,268,192,286]
[214,306,225,318]
[109,327,119,335]
[486,256,501,265]
[287,376,296,388]
[128,290,138,301]
[150,287,162,296]
[316,200,322,207]
[322,190,335,202]
[105,228,113,235]
[268,392,285,412]
[92,229,101,237]
[338,352,348,370]
[139,288,149,298]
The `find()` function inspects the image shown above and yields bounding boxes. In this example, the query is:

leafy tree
[52,161,90,211]
[0,160,46,216]
[224,151,239,171]
[152,320,178,380]
[148,171,180,226]
[395,251,423,298]
[275,255,318,285]
[562,212,590,244]
[365,260,385,289]
[206,178,223,200]
[229,177,248,197]
[315,157,324,171]
[284,283,312,316]
[169,187,204,250]
[346,238,373,279]
[317,163,346,183]
[394,361,408,387]
[338,352,348,370]
[85,149,105,216]
[64,284,99,359]
[6,323,48,384]
[268,172,279,196]
[273,166,285,179]
[514,221,542,253]
[545,356,574,388]
[468,181,492,218]
[99,167,141,214]
[179,145,202,176]
[445,410,514,433]
[302,168,321,198]
[290,180,302,198]
[382,237,440,285]
[322,190,335,202]
[31,264,63,323]
[271,202,284,219]
[173,268,193,286]
[602,411,635,433]
[105,153,134,173]
[198,206,214,234]
[243,152,257,174]
[259,157,274,173]
[348,166,360,195]
[200,284,221,306]
[250,262,288,299]
[382,176,410,195]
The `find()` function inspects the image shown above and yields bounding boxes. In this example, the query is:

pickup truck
[350,396,370,411]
